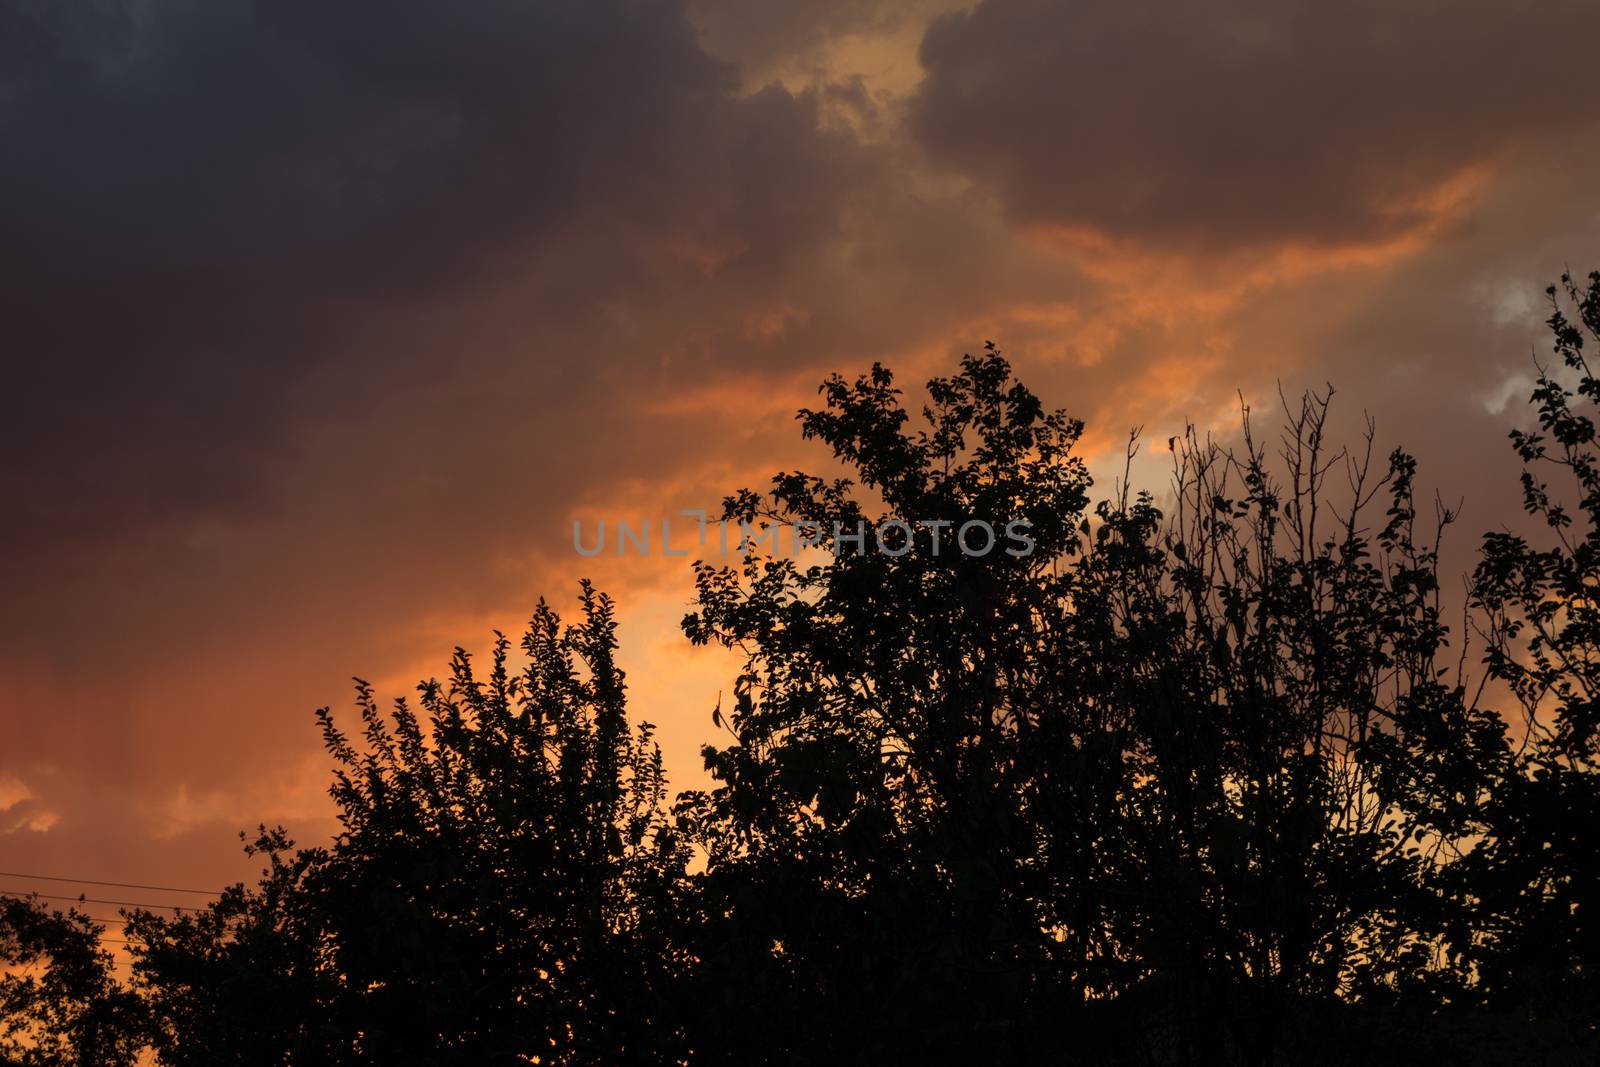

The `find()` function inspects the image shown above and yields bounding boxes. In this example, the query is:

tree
[121,832,345,1066]
[674,345,1527,1063]
[9,275,1600,1065]
[677,350,1094,1061]
[127,582,688,1065]
[1464,270,1600,1050]
[1070,393,1507,1062]
[0,896,144,1066]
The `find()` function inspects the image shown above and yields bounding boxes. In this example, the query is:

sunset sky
[3,0,1599,905]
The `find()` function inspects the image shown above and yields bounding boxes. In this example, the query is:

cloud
[0,0,1091,825]
[911,0,1600,249]
[0,0,873,569]
[4,0,1598,906]
[688,0,892,74]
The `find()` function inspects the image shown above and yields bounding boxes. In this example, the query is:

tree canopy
[6,272,1600,1065]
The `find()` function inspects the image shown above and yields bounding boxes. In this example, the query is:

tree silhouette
[5,276,1600,1065]
[673,349,1509,1063]
[121,582,687,1065]
[0,896,144,1066]
[1461,270,1600,1044]
[676,352,1094,1061]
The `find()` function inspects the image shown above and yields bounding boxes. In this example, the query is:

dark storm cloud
[0,0,847,565]
[688,0,891,71]
[911,0,1600,249]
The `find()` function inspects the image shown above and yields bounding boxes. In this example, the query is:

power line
[58,918,140,931]
[9,906,135,922]
[0,870,220,897]
[5,916,160,930]
[0,888,200,912]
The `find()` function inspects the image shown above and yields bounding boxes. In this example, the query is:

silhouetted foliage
[676,352,1093,1062]
[115,583,685,1066]
[673,350,1510,1063]
[1460,270,1600,1044]
[7,275,1600,1065]
[0,896,144,1066]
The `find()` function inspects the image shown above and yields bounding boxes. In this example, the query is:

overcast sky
[3,0,1598,901]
